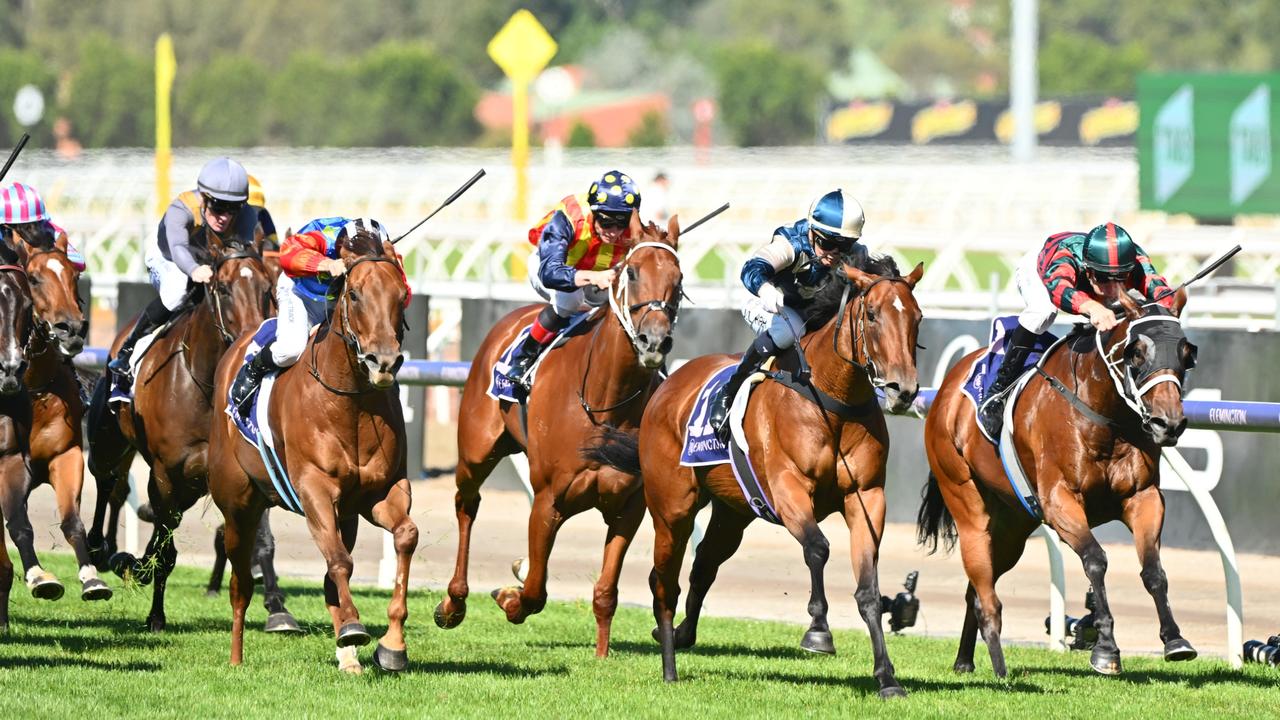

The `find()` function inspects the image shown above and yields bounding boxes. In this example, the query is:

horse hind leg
[591,483,646,658]
[493,487,567,624]
[843,486,906,698]
[1044,483,1122,675]
[1124,487,1196,661]
[670,498,751,651]
[207,523,227,597]
[434,448,506,630]
[367,478,419,673]
[255,510,301,634]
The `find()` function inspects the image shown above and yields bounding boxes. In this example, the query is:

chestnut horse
[609,257,923,696]
[0,227,106,602]
[434,215,683,657]
[919,291,1197,677]
[0,262,34,631]
[207,229,417,673]
[84,236,287,632]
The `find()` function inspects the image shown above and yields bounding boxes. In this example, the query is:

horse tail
[580,424,641,477]
[85,374,129,486]
[916,471,957,555]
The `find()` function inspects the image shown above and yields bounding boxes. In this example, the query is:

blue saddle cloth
[486,309,595,402]
[680,364,737,466]
[960,316,1057,409]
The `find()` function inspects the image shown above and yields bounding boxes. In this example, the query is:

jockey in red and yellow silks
[504,170,642,394]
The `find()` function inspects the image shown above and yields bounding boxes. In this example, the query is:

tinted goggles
[203,195,244,216]
[596,212,630,230]
[813,229,853,253]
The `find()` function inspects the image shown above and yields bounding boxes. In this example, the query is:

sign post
[154,34,176,216]
[487,10,557,222]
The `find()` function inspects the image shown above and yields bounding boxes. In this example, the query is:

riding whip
[391,169,486,245]
[1174,244,1242,292]
[679,202,730,235]
[0,133,30,185]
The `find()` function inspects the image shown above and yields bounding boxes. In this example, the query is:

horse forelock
[802,253,902,330]
[342,228,386,258]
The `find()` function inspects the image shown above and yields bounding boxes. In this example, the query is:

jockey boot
[977,325,1037,439]
[230,346,281,416]
[505,306,567,392]
[710,332,778,444]
[106,297,172,380]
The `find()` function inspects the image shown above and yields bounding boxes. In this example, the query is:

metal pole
[1039,525,1068,652]
[1010,0,1038,162]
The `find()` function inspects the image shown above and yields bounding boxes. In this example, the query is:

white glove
[757,283,785,314]
[190,265,213,284]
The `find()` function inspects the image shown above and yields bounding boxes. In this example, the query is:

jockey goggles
[203,194,244,216]
[595,211,631,230]
[812,228,854,253]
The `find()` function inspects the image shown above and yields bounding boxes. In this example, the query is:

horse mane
[341,228,387,258]
[801,252,902,331]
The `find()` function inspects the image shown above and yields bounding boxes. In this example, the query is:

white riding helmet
[196,158,250,202]
[807,188,865,241]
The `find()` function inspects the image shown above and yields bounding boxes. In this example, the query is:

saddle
[107,293,202,406]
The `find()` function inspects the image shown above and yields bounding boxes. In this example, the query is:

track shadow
[375,658,571,679]
[1014,662,1280,690]
[704,667,1047,696]
[0,655,162,672]
[526,637,817,660]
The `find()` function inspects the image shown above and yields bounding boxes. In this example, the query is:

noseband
[607,241,682,353]
[1098,312,1186,429]
[309,255,404,396]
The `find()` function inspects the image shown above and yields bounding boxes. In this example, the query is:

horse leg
[49,448,111,601]
[844,487,905,698]
[0,515,9,632]
[143,484,196,633]
[0,455,63,600]
[223,504,262,666]
[1123,487,1196,661]
[1044,483,1122,675]
[953,583,981,673]
[494,487,566,623]
[367,478,419,672]
[771,473,836,656]
[255,510,300,633]
[305,494,366,674]
[670,498,751,650]
[591,485,646,658]
[434,451,504,629]
[207,523,227,597]
[650,492,696,682]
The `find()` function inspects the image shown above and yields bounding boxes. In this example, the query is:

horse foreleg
[844,487,905,698]
[1123,487,1196,661]
[368,478,418,673]
[0,454,61,600]
[207,523,227,597]
[1045,483,1121,675]
[255,510,300,633]
[223,506,261,666]
[0,515,11,632]
[592,486,646,658]
[495,488,565,623]
[49,448,110,600]
[650,499,695,682]
[434,453,500,630]
[773,474,835,656]
[305,493,367,673]
[144,489,191,633]
[673,498,750,650]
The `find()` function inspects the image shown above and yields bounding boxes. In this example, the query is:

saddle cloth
[106,328,165,405]
[486,308,596,403]
[960,315,1058,420]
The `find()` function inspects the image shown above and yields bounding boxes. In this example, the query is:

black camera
[1045,587,1099,650]
[1243,640,1280,667]
[880,571,919,633]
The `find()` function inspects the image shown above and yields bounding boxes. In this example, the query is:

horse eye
[349,289,362,303]
[626,267,638,282]
[866,308,877,322]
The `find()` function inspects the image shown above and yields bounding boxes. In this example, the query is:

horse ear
[628,208,642,238]
[666,214,680,249]
[1114,288,1142,318]
[905,261,924,288]
[1170,286,1188,317]
[843,263,875,290]
[54,230,70,253]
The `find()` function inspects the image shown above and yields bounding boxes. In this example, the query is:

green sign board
[1138,73,1280,217]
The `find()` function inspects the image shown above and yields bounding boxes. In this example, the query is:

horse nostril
[1173,417,1188,436]
[636,333,649,347]
[658,336,673,354]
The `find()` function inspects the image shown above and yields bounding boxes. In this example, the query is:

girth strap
[766,369,880,420]
[1033,366,1121,430]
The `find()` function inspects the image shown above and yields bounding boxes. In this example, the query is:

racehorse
[0,226,106,601]
[207,228,416,673]
[918,289,1198,677]
[0,256,35,631]
[434,214,683,657]
[83,233,291,632]
[597,256,923,696]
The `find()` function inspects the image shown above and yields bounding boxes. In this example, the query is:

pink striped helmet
[1,182,50,224]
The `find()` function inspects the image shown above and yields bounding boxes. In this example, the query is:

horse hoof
[373,642,409,672]
[1089,647,1123,675]
[673,627,697,650]
[264,612,303,634]
[136,503,155,523]
[107,552,136,579]
[953,661,975,674]
[147,617,166,633]
[337,622,372,648]
[800,629,836,655]
[511,557,529,583]
[433,601,465,629]
[80,578,112,601]
[878,686,908,700]
[1163,638,1197,662]
[29,575,65,601]
[205,589,220,599]
[491,586,525,623]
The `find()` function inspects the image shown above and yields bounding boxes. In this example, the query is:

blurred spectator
[648,171,671,224]
[53,117,82,160]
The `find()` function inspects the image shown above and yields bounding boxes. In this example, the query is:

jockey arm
[535,211,581,292]
[1132,245,1177,310]
[160,199,201,275]
[279,229,329,276]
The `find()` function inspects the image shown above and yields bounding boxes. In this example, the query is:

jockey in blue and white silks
[708,188,867,442]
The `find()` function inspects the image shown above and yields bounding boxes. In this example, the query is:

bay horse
[0,225,106,602]
[601,256,923,696]
[207,228,417,673]
[0,258,35,631]
[434,214,683,657]
[83,234,291,632]
[918,290,1197,677]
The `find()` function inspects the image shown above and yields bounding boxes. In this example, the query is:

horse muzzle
[634,331,673,370]
[881,380,919,415]
[0,359,25,395]
[361,351,404,389]
[1144,412,1188,447]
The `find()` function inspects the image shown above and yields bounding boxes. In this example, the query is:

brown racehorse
[434,214,683,657]
[0,226,107,602]
[0,260,35,631]
[918,290,1198,677]
[84,235,288,632]
[600,256,923,696]
[207,229,417,673]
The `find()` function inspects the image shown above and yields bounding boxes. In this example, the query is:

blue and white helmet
[341,217,390,243]
[807,189,864,243]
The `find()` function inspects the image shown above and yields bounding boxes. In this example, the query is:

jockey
[976,221,1177,437]
[107,157,259,379]
[708,189,866,442]
[228,216,410,413]
[503,170,641,391]
[0,182,88,269]
[247,174,279,250]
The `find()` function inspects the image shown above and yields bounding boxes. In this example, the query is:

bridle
[830,277,913,389]
[578,240,681,419]
[206,245,265,345]
[1097,310,1186,430]
[0,263,34,358]
[20,245,84,349]
[309,255,405,396]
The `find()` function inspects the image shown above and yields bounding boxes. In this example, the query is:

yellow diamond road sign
[487,10,557,82]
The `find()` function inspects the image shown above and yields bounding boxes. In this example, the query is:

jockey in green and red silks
[977,221,1177,438]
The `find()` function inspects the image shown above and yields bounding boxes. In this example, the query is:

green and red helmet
[1082,222,1137,277]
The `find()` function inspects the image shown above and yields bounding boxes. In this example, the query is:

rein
[308,255,403,396]
[830,276,911,389]
[577,241,681,421]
